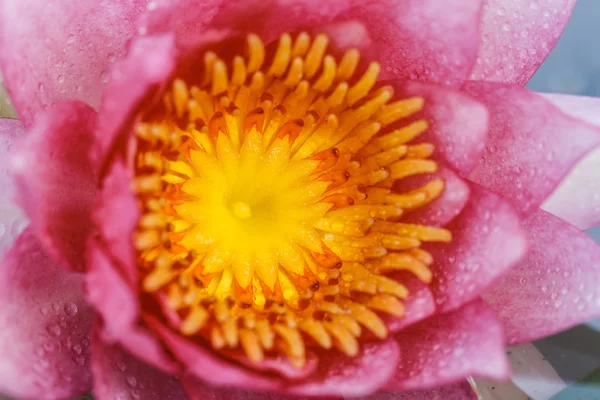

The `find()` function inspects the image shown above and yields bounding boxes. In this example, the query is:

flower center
[133,32,451,367]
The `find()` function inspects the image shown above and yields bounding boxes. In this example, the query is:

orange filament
[133,32,451,367]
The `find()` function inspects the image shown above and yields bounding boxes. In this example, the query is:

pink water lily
[1,1,600,399]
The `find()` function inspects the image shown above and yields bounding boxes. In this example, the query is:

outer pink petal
[142,0,483,86]
[93,33,176,175]
[0,117,26,256]
[10,101,97,272]
[389,81,489,175]
[483,209,600,345]
[0,228,94,399]
[385,300,509,391]
[91,328,187,400]
[427,184,528,312]
[464,82,600,215]
[469,0,576,86]
[399,167,471,228]
[364,381,478,400]
[539,94,600,230]
[0,0,147,125]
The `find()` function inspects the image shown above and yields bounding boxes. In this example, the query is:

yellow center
[133,32,451,367]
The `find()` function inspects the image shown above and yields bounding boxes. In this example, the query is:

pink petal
[0,228,94,399]
[398,167,471,227]
[364,381,478,400]
[344,0,483,86]
[385,272,437,333]
[224,352,319,380]
[389,81,489,175]
[93,33,176,174]
[142,0,482,86]
[464,82,600,216]
[87,235,179,373]
[483,209,600,345]
[182,377,336,400]
[91,327,187,400]
[427,184,527,312]
[0,117,23,203]
[469,0,576,86]
[0,117,26,256]
[147,316,283,392]
[385,300,509,391]
[539,94,600,230]
[92,159,140,285]
[10,101,97,272]
[0,0,147,125]
[284,338,400,398]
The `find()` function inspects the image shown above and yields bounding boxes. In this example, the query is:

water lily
[1,1,600,399]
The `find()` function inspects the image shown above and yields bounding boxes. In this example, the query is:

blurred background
[0,1,599,399]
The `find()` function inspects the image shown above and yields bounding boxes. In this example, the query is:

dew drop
[57,75,65,84]
[99,70,109,84]
[126,375,138,388]
[46,323,61,337]
[64,302,78,317]
[541,285,548,293]
[117,361,127,372]
[73,344,83,355]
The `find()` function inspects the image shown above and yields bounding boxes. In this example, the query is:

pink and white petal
[540,93,600,127]
[483,209,600,345]
[364,381,478,400]
[87,236,179,373]
[11,101,97,272]
[182,377,336,400]
[0,0,147,125]
[0,117,26,257]
[539,94,600,230]
[0,228,94,399]
[385,300,508,391]
[94,33,176,174]
[389,81,489,175]
[142,0,482,86]
[542,147,600,230]
[285,338,400,398]
[91,328,187,400]
[464,82,600,216]
[469,0,576,86]
[399,167,471,227]
[427,184,527,312]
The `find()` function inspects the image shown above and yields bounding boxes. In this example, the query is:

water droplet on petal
[64,302,78,317]
[46,323,61,337]
[127,375,138,388]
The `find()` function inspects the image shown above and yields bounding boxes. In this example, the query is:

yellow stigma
[231,201,252,220]
[133,32,451,367]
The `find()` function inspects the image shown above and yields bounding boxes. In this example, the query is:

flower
[1,0,600,399]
